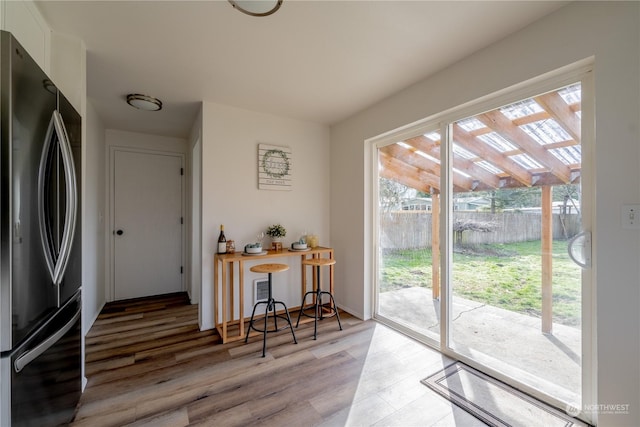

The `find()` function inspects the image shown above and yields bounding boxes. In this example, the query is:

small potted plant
[266,224,286,241]
[266,224,286,251]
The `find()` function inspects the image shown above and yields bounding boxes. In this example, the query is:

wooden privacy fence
[380,211,581,250]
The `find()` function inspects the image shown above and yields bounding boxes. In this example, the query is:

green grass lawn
[380,240,581,326]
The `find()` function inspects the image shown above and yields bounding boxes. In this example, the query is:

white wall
[188,108,203,315]
[200,102,330,330]
[330,2,639,425]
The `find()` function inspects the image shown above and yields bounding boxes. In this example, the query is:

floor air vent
[254,278,269,304]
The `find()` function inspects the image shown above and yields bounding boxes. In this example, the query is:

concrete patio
[378,286,582,405]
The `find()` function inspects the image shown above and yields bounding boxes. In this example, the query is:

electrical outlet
[622,204,640,229]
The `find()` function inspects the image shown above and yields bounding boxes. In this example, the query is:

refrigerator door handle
[38,113,57,284]
[37,110,78,286]
[13,304,80,373]
[55,109,78,284]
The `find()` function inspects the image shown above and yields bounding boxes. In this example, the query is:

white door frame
[106,146,186,302]
[190,137,202,308]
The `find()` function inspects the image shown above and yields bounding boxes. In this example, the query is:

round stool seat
[245,262,296,357]
[250,263,289,274]
[301,258,336,267]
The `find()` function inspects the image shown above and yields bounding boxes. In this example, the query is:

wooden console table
[213,247,334,343]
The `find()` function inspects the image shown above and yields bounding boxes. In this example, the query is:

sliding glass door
[447,82,586,408]
[373,70,592,421]
[376,128,442,343]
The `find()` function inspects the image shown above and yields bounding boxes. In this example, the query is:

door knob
[116,229,124,236]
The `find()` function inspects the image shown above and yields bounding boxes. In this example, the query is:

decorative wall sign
[258,144,292,190]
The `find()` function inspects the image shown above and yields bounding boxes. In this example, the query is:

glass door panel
[376,131,442,343]
[448,83,584,406]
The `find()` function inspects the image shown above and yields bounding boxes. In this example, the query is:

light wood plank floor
[72,293,485,426]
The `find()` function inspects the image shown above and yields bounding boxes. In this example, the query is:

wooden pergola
[379,84,582,333]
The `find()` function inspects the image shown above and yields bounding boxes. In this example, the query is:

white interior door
[113,149,183,300]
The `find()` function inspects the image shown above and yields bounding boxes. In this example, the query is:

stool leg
[313,265,321,340]
[268,273,278,331]
[318,289,324,321]
[262,299,271,357]
[326,291,343,331]
[297,262,313,328]
[296,292,309,328]
[279,302,298,344]
[317,265,324,321]
[245,301,262,343]
[313,293,319,340]
[296,296,302,328]
[316,265,342,331]
[261,273,275,357]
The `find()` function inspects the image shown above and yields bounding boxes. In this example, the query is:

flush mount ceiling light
[228,0,283,17]
[126,94,162,111]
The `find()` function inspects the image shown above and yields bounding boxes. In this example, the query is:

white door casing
[190,138,202,307]
[111,149,184,300]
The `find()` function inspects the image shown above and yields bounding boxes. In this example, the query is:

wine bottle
[217,225,227,254]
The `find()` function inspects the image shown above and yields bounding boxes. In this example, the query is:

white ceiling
[36,1,567,138]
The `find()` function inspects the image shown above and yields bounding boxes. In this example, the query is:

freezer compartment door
[6,291,81,426]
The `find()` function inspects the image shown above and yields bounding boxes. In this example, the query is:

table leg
[230,263,235,324]
[301,254,307,299]
[329,250,334,295]
[312,253,318,298]
[239,259,244,338]
[221,260,227,342]
[214,256,219,331]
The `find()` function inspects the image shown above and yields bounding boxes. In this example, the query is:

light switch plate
[622,204,640,229]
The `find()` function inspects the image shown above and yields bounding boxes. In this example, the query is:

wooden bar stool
[296,258,342,339]
[244,263,297,357]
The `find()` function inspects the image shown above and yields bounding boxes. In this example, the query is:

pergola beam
[380,143,475,191]
[453,123,534,187]
[452,156,502,190]
[404,135,439,154]
[498,172,580,189]
[478,111,573,184]
[534,92,581,142]
[403,136,502,190]
[378,151,439,192]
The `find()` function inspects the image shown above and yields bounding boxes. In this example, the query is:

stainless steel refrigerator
[0,31,82,426]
